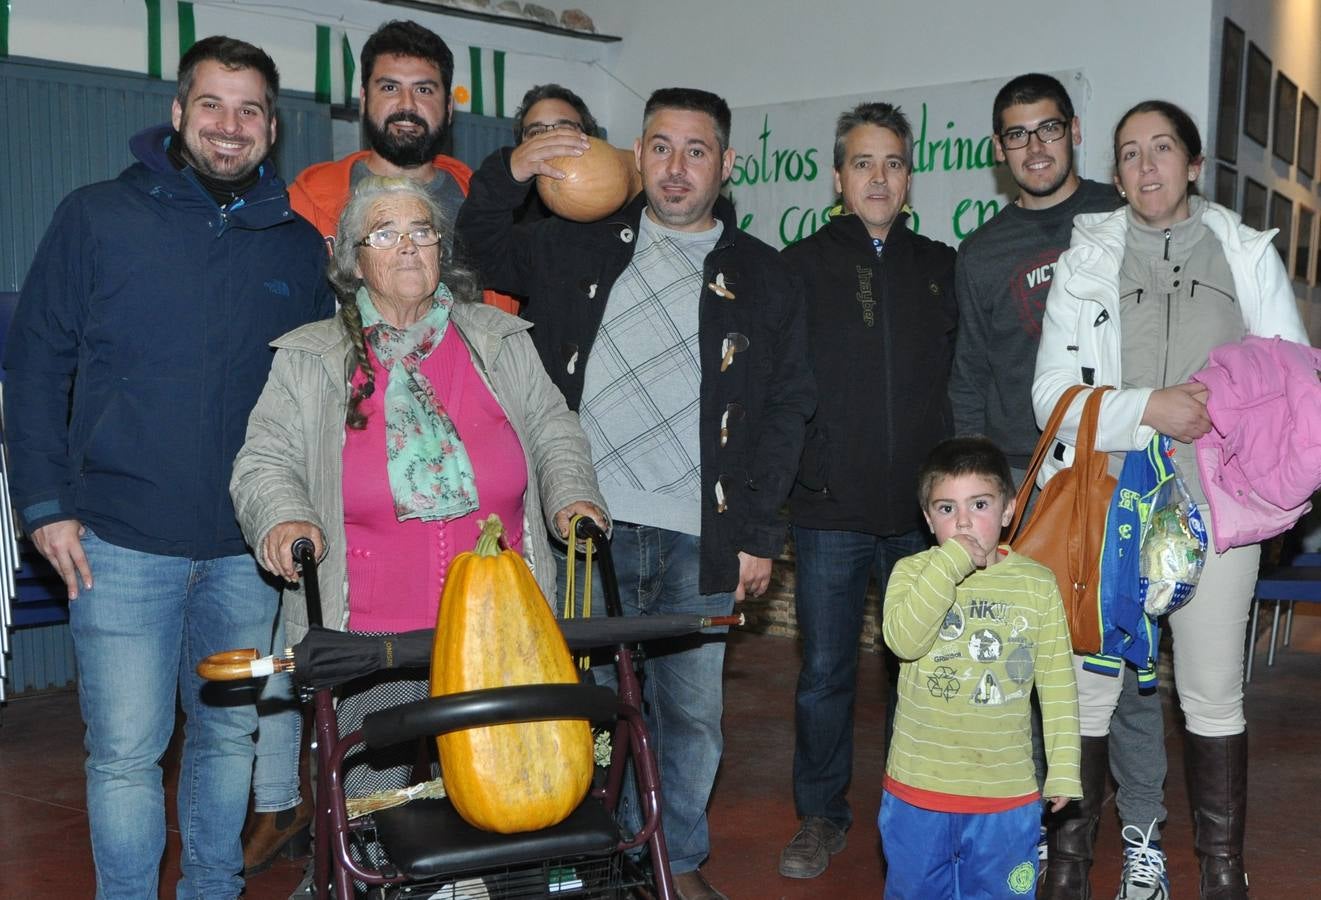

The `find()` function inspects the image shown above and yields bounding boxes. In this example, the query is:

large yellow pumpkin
[429,515,594,833]
[536,137,642,222]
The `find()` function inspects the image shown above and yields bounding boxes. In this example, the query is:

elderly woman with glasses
[231,175,606,794]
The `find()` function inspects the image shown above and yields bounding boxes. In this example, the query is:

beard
[364,111,448,168]
[178,122,268,182]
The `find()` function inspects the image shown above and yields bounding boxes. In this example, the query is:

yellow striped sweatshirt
[883,541,1082,803]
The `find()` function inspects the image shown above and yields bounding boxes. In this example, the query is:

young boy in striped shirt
[881,437,1081,898]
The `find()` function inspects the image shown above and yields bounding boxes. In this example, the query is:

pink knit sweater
[342,326,528,632]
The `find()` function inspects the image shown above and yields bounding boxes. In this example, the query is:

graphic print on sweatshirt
[1010,245,1068,338]
[925,593,1036,707]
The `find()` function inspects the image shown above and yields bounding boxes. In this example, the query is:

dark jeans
[791,525,929,829]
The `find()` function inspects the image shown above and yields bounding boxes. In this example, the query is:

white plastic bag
[1139,456,1207,617]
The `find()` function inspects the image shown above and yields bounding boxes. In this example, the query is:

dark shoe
[1039,734,1108,900]
[1186,730,1250,900]
[242,799,313,876]
[672,869,729,900]
[778,816,847,878]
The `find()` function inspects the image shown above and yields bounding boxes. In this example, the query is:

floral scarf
[356,285,479,522]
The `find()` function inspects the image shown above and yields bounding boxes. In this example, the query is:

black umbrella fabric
[283,614,743,689]
[291,626,433,690]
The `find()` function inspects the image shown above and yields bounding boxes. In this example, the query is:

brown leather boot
[1039,734,1108,900]
[1186,730,1250,899]
[241,798,313,876]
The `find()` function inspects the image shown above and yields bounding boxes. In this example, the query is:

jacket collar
[125,123,294,229]
[826,208,912,251]
[603,192,741,252]
[302,150,472,203]
[1064,199,1274,307]
[272,300,530,377]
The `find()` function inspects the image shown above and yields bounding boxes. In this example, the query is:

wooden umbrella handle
[195,648,291,681]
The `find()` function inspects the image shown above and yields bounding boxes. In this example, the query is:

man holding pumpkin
[457,87,814,900]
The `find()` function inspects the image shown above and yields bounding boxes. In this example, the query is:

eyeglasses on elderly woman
[357,226,442,250]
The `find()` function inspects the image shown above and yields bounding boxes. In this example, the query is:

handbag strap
[1071,387,1112,572]
[1007,384,1087,538]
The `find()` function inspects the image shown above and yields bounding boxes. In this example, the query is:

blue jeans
[559,523,733,875]
[791,526,928,828]
[251,609,302,813]
[879,791,1039,899]
[69,530,279,899]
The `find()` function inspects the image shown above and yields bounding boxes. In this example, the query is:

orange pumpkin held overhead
[429,515,593,834]
[536,136,642,222]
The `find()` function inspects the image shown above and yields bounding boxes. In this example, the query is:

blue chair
[1246,553,1321,682]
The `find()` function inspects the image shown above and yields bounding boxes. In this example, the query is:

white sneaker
[1116,821,1170,900]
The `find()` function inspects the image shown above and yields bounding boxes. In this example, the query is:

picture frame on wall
[1270,192,1293,267]
[1242,177,1268,229]
[1274,73,1299,165]
[1215,163,1237,208]
[1296,206,1315,283]
[1216,19,1246,163]
[1244,43,1271,147]
[1299,94,1318,179]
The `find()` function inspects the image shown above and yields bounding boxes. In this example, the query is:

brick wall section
[738,542,888,655]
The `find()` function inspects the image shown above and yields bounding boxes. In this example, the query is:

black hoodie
[782,211,956,536]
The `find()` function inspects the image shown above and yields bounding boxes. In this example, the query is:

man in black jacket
[777,102,956,880]
[457,87,813,900]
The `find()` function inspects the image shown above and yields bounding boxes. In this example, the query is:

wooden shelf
[371,0,622,43]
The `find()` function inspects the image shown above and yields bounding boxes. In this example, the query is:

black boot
[1185,730,1249,899]
[1039,735,1108,900]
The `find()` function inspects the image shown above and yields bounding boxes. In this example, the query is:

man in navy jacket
[3,36,333,898]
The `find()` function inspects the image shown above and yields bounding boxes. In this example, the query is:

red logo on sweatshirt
[1010,247,1067,338]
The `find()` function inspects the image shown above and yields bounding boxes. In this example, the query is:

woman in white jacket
[1032,101,1306,900]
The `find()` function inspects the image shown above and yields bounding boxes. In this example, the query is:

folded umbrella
[197,614,744,687]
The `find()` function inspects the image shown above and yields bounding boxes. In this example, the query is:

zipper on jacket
[1119,288,1144,305]
[1191,280,1235,303]
[1161,228,1173,386]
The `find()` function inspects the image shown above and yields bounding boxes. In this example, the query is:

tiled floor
[3,610,1320,898]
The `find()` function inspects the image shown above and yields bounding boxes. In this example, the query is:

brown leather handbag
[1006,384,1116,655]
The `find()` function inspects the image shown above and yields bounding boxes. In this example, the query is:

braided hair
[328,175,485,429]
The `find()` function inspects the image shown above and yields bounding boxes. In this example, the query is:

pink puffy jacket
[1191,335,1321,552]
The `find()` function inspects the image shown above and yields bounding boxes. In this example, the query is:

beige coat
[230,302,606,642]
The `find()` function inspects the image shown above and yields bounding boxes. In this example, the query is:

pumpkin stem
[473,514,506,557]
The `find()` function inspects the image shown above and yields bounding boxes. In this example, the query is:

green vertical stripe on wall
[493,50,505,118]
[0,2,10,57]
[144,0,162,77]
[314,25,331,103]
[468,46,483,115]
[178,2,196,57]
[341,34,356,106]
